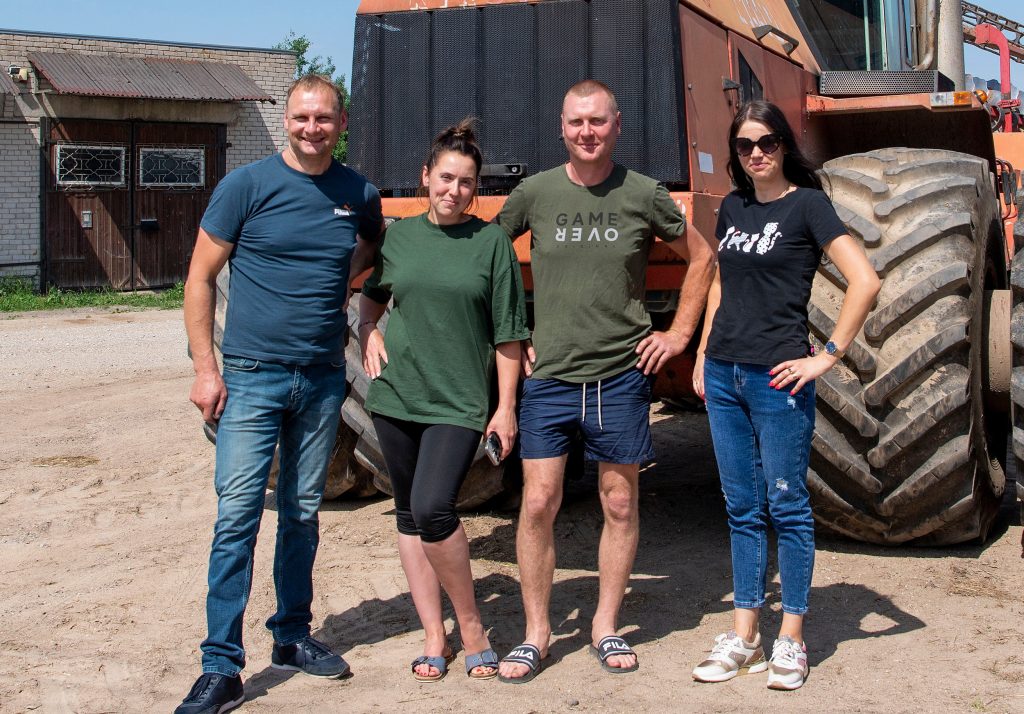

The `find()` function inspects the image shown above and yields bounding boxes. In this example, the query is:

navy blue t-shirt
[705,187,847,365]
[201,154,382,364]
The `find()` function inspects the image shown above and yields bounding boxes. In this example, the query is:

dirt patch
[31,455,100,468]
[946,563,1014,600]
[0,307,1022,714]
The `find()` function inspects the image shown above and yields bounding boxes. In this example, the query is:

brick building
[0,29,294,289]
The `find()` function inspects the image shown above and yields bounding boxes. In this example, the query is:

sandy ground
[1,307,1022,714]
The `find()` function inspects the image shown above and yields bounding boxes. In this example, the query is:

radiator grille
[819,70,955,97]
[348,0,688,194]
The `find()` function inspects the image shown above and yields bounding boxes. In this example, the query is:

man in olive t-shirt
[495,80,715,681]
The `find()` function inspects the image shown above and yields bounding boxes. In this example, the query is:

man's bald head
[563,79,618,115]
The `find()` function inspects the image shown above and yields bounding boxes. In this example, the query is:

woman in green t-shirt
[358,120,529,682]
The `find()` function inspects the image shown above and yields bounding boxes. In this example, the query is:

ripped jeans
[703,356,816,615]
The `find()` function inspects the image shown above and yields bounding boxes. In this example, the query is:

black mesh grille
[349,0,688,194]
[819,70,955,96]
[535,1,589,172]
[432,10,479,139]
[482,4,537,167]
[592,0,645,168]
[382,12,431,192]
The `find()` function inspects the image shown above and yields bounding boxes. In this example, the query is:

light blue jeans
[703,356,816,615]
[200,356,345,676]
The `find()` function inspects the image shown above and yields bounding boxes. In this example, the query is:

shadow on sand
[241,407,1024,697]
[245,410,931,697]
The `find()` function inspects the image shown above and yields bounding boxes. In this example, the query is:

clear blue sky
[2,0,362,85]
[962,0,1020,87]
[1,0,1019,89]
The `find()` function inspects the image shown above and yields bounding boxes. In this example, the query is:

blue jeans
[703,357,816,615]
[200,356,345,676]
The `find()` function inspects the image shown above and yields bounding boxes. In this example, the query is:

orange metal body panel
[357,0,818,76]
[730,33,814,142]
[994,133,1024,175]
[994,133,1024,254]
[680,4,735,196]
[678,3,817,193]
[806,92,984,115]
[680,0,819,73]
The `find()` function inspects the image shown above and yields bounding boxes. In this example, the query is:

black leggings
[372,415,481,543]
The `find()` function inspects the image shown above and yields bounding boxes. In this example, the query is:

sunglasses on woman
[733,133,782,157]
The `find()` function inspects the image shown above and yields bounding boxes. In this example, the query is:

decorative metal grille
[138,147,205,188]
[55,144,126,187]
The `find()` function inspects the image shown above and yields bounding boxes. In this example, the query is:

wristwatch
[824,340,845,359]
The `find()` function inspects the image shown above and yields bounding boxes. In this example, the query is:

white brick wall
[0,30,295,285]
[0,121,41,279]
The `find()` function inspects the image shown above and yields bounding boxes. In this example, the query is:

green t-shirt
[497,164,686,382]
[362,214,529,431]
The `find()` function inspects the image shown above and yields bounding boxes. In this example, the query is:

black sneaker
[271,636,350,678]
[174,672,244,714]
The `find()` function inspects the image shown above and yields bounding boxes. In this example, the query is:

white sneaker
[766,635,809,690]
[692,631,768,682]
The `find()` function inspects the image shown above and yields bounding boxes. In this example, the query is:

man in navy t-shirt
[177,75,383,714]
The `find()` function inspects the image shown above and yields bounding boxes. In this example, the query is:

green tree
[275,31,349,162]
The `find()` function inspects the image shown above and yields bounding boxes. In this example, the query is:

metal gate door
[45,118,226,289]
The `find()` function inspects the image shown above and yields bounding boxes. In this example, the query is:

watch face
[825,341,837,355]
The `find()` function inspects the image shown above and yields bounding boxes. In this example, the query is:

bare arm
[692,265,722,400]
[635,221,716,374]
[184,229,233,422]
[345,233,382,309]
[485,341,523,459]
[358,292,390,379]
[348,234,380,283]
[771,234,880,394]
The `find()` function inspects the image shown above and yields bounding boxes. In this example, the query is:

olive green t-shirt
[497,164,686,382]
[362,214,529,431]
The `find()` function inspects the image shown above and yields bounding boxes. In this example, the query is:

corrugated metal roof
[27,51,273,102]
[0,69,18,95]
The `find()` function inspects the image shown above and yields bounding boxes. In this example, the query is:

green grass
[0,277,184,312]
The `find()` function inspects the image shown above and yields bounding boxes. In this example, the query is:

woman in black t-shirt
[690,101,879,690]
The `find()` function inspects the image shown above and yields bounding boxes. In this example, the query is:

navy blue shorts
[518,367,655,464]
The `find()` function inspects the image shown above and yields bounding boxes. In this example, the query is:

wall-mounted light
[7,65,29,82]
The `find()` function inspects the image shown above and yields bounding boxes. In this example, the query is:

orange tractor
[217,0,1024,544]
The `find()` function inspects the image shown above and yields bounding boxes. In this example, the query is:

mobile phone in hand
[484,432,503,466]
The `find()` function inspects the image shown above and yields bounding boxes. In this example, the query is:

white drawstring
[581,380,605,431]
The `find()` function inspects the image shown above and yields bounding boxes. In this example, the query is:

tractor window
[738,52,764,105]
[788,0,885,70]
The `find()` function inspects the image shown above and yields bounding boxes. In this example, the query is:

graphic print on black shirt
[720,221,782,255]
[705,188,848,366]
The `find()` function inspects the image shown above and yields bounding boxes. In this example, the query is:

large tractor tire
[1012,236,1024,518]
[339,303,510,510]
[811,148,1008,545]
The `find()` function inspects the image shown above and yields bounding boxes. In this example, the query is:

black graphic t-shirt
[705,187,847,366]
